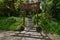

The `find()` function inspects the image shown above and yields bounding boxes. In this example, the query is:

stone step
[26,22,33,24]
[25,17,35,34]
[12,32,43,39]
[26,24,34,26]
[13,35,43,39]
[27,21,33,22]
[28,19,32,21]
[10,27,49,40]
[27,20,32,22]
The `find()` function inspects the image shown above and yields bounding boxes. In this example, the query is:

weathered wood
[21,2,40,10]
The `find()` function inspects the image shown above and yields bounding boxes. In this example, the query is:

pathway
[0,27,51,40]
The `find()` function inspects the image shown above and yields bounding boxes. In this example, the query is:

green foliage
[39,0,60,35]
[41,14,60,35]
[0,17,22,30]
[0,0,20,16]
[0,0,60,35]
[41,0,60,20]
[43,20,60,35]
[45,0,60,20]
[33,12,60,35]
[9,17,23,30]
[0,17,16,30]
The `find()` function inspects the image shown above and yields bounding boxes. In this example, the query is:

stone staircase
[25,15,34,32]
[9,15,51,40]
[11,27,51,40]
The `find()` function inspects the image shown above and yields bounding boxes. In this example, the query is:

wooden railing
[21,2,40,10]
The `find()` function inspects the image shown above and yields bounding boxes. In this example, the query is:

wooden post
[36,9,38,26]
[22,11,26,26]
[20,0,25,26]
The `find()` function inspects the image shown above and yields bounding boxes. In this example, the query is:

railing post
[36,9,39,26]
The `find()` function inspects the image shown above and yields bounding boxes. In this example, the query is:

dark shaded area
[49,0,60,20]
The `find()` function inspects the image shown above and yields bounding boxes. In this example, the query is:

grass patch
[0,17,22,30]
[42,20,60,35]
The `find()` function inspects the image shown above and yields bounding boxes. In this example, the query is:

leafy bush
[43,20,60,35]
[45,0,60,20]
[33,13,60,35]
[0,17,16,30]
